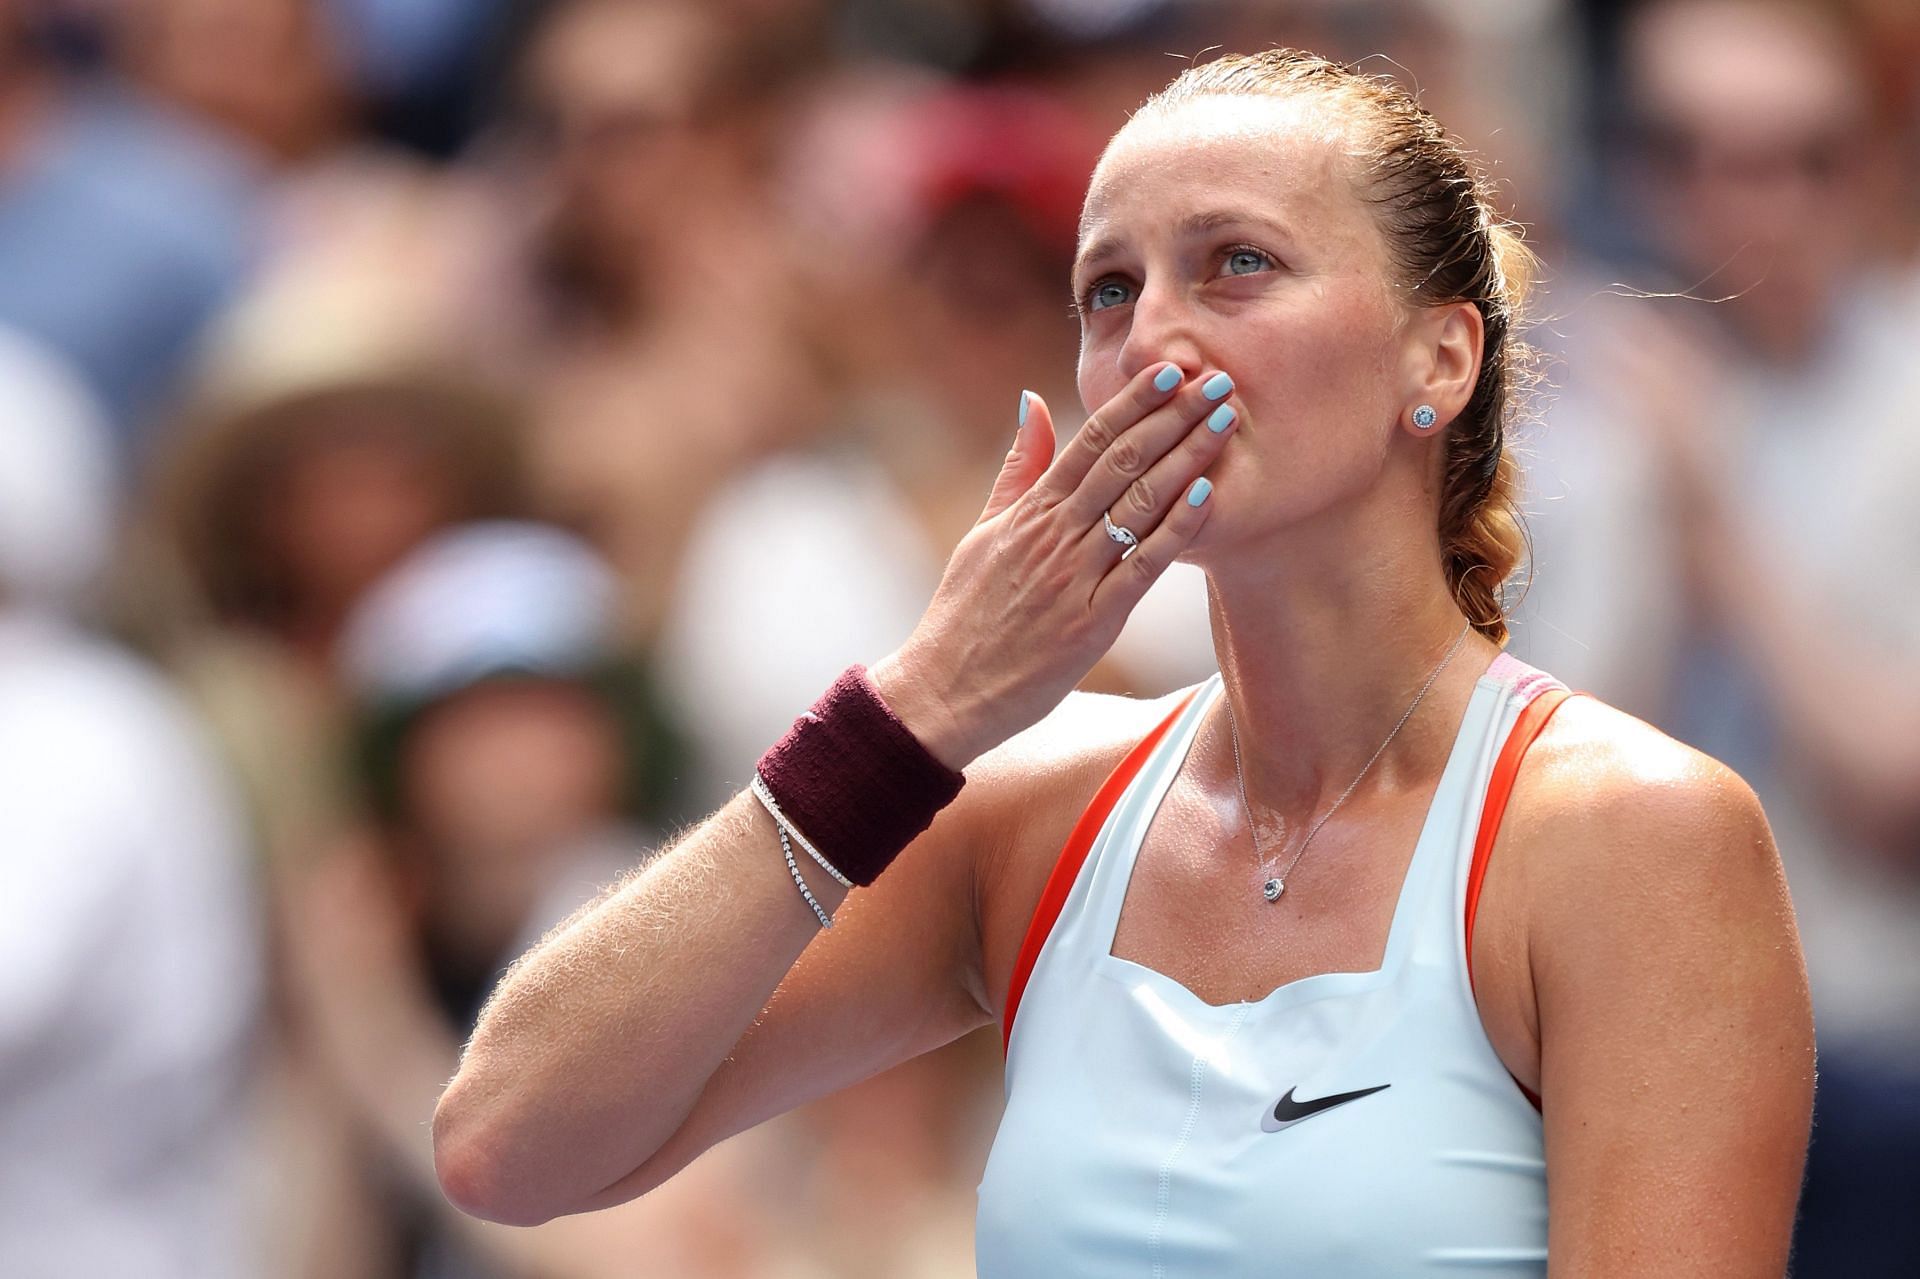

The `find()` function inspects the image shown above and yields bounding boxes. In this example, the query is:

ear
[1401,300,1483,433]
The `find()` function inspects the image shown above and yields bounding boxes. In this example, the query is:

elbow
[432,1080,562,1228]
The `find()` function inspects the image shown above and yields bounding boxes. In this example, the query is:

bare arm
[432,363,1239,1226]
[430,723,973,1227]
[1536,744,1815,1276]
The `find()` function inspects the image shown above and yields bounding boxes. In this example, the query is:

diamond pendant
[1263,878,1285,902]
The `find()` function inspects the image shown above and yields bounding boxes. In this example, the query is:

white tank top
[975,652,1584,1276]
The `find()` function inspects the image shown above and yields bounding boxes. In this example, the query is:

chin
[1178,473,1307,571]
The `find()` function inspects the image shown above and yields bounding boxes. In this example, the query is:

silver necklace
[1222,621,1474,903]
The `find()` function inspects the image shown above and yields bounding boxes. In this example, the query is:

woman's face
[1072,95,1417,551]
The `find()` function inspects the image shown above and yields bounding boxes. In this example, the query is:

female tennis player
[434,50,1814,1275]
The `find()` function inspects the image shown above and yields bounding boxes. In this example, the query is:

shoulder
[1523,693,1778,884]
[1468,690,1800,1097]
[1513,693,1796,1001]
[960,682,1205,1019]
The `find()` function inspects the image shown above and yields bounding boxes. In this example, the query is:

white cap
[339,520,619,705]
[0,327,117,612]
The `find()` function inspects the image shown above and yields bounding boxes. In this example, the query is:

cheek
[1301,279,1399,365]
[1075,329,1114,418]
[1237,283,1401,419]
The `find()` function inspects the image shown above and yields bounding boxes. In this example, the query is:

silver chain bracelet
[750,772,842,929]
[775,818,834,930]
[750,773,855,887]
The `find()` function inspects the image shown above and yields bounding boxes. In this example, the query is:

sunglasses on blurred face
[515,99,693,157]
[1633,118,1864,186]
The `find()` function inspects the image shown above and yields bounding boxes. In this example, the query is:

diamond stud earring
[1412,404,1438,430]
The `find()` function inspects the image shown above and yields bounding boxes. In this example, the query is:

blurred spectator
[120,0,352,168]
[0,322,117,614]
[123,371,530,873]
[0,2,260,451]
[1506,1,1920,1270]
[0,324,263,1278]
[336,521,658,1033]
[490,0,836,643]
[264,521,789,1278]
[324,0,521,156]
[784,1029,1002,1278]
[129,0,537,436]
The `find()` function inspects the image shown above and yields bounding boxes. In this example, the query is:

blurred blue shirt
[0,81,261,457]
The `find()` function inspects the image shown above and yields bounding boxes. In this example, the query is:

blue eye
[1087,279,1132,312]
[1223,247,1272,276]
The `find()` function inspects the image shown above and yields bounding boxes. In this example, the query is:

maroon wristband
[754,664,967,887]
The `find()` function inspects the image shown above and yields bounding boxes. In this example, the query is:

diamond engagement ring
[1103,510,1140,557]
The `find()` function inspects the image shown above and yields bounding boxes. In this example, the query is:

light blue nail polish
[1154,365,1181,393]
[1208,404,1236,432]
[1018,390,1031,428]
[1202,372,1233,401]
[1188,477,1213,507]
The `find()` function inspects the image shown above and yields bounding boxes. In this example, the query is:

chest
[1105,773,1543,1096]
[1109,782,1432,1002]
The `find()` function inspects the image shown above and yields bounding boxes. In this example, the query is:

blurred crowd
[1,0,1915,1275]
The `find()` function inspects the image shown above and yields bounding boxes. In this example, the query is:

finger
[979,389,1058,523]
[1028,360,1185,506]
[1089,474,1215,618]
[1095,391,1238,547]
[1059,369,1234,525]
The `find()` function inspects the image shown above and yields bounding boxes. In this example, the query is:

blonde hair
[1143,50,1537,644]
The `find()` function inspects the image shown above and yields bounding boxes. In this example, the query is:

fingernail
[1208,404,1236,432]
[1017,389,1031,429]
[1154,365,1181,393]
[1188,477,1213,507]
[1202,372,1233,401]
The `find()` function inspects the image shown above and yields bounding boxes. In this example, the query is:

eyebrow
[1072,208,1293,283]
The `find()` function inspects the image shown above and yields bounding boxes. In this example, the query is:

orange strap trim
[1001,688,1202,1054]
[1464,685,1589,1113]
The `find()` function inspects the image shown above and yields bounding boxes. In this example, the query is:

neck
[1200,506,1502,822]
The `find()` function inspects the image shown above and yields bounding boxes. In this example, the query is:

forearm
[432,789,847,1225]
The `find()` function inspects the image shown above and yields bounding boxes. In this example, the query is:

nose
[1116,278,1204,383]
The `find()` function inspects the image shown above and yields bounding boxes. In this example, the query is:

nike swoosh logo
[1260,1083,1391,1132]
